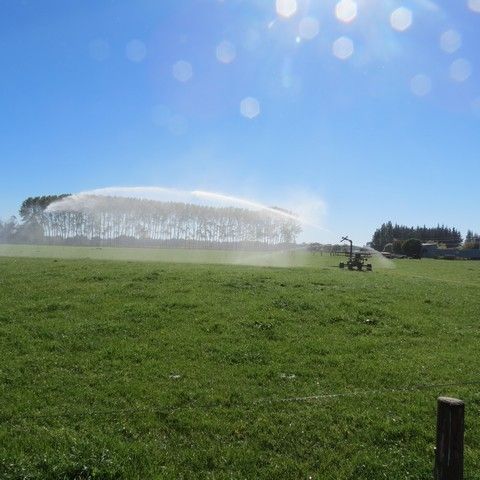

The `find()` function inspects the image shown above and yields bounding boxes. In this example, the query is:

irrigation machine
[338,236,373,272]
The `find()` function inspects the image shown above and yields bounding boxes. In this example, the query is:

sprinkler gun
[339,236,372,272]
[340,236,353,261]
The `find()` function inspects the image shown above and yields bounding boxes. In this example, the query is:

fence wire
[1,379,480,424]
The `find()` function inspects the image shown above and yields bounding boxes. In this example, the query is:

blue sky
[1,0,479,243]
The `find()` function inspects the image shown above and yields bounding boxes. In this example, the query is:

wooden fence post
[434,396,464,480]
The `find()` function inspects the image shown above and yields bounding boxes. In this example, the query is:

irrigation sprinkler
[338,236,373,271]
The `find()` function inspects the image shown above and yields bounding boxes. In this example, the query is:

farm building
[421,243,480,260]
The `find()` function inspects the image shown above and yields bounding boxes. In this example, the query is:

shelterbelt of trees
[371,221,479,251]
[0,194,302,249]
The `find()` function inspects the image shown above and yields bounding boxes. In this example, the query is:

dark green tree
[402,238,422,258]
[19,195,70,223]
[464,230,480,249]
[371,222,463,251]
[392,239,404,254]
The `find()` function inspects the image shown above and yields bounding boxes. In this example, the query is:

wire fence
[2,379,480,424]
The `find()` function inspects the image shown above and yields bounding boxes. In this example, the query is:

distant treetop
[371,221,463,251]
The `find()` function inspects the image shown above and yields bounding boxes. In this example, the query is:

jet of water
[47,185,328,231]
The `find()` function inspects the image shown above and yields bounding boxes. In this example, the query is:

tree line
[0,194,302,249]
[370,221,477,251]
[464,230,480,249]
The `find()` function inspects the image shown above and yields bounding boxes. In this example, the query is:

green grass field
[0,244,317,268]
[1,245,480,479]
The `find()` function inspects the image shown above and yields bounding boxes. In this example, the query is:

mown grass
[0,246,479,479]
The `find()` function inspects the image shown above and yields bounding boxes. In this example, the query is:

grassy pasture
[0,244,315,268]
[0,245,480,479]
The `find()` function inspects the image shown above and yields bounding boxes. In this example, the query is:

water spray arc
[47,186,328,232]
[10,184,398,269]
[190,190,307,225]
[43,187,310,255]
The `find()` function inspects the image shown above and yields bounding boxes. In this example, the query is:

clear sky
[1,0,479,244]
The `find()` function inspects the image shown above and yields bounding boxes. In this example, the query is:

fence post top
[438,396,464,406]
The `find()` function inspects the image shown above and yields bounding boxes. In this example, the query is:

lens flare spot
[440,30,462,54]
[243,29,261,51]
[335,0,357,23]
[390,7,412,32]
[152,104,171,127]
[472,97,480,117]
[168,115,188,135]
[125,39,147,62]
[410,74,432,96]
[468,0,480,13]
[172,60,193,82]
[450,58,472,82]
[89,39,110,61]
[332,36,354,60]
[240,97,260,119]
[216,40,236,64]
[276,0,297,18]
[298,17,319,40]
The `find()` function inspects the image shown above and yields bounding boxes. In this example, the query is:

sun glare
[240,97,260,119]
[440,30,462,54]
[216,40,236,64]
[335,0,358,24]
[468,0,480,13]
[410,74,432,96]
[449,58,472,82]
[298,17,320,40]
[390,7,413,32]
[332,36,354,60]
[172,60,193,82]
[276,0,297,18]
